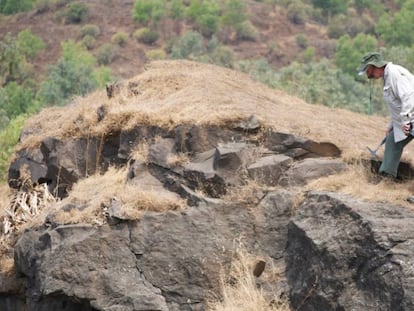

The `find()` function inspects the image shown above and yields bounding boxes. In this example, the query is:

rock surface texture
[2,61,414,311]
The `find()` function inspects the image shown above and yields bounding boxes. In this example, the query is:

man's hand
[403,122,412,136]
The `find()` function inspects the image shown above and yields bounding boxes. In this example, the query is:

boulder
[286,191,414,311]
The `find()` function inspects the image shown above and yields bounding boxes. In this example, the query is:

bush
[376,1,414,47]
[81,35,96,50]
[211,46,235,68]
[334,33,377,77]
[62,2,89,24]
[133,0,166,27]
[146,49,167,60]
[17,29,45,59]
[133,28,160,45]
[0,0,33,14]
[0,82,34,119]
[111,32,129,47]
[296,33,308,49]
[0,115,26,182]
[287,0,307,25]
[0,31,43,86]
[170,31,204,59]
[37,41,100,106]
[80,24,101,38]
[96,43,118,65]
[236,20,259,41]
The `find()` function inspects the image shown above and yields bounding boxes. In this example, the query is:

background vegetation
[0,0,412,181]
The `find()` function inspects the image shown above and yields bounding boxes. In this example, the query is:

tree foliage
[37,41,111,106]
[0,0,34,14]
[334,33,378,77]
[0,30,44,86]
[376,0,414,46]
[0,115,26,182]
[133,0,166,27]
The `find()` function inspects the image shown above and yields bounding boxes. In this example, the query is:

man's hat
[357,52,387,75]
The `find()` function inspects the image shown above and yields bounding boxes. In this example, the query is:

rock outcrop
[2,60,414,311]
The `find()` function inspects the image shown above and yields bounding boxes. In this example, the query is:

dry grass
[306,159,414,209]
[208,248,290,311]
[50,166,186,224]
[17,60,409,166]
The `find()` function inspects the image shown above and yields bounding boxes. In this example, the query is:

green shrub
[81,35,96,50]
[0,31,43,86]
[211,46,235,68]
[63,2,89,24]
[146,49,167,60]
[187,0,221,37]
[170,31,204,59]
[236,20,259,41]
[311,0,347,16]
[303,46,315,62]
[287,0,307,25]
[221,0,246,27]
[80,24,101,38]
[37,41,100,106]
[0,82,34,119]
[296,33,308,49]
[96,43,118,65]
[133,28,160,45]
[376,0,414,46]
[111,32,129,47]
[335,33,377,77]
[169,0,185,20]
[93,66,113,88]
[133,0,166,26]
[17,29,45,59]
[0,0,33,14]
[0,115,26,182]
[197,13,219,37]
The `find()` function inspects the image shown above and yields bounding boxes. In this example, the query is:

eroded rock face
[286,191,414,311]
[12,191,295,311]
[13,114,414,310]
[8,116,344,201]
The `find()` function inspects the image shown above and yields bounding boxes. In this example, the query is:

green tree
[0,0,33,14]
[133,0,166,27]
[334,33,377,77]
[0,82,34,119]
[0,30,44,86]
[37,41,112,106]
[311,0,347,16]
[17,29,46,59]
[170,31,205,59]
[274,60,385,115]
[186,0,221,37]
[0,115,26,182]
[376,0,414,46]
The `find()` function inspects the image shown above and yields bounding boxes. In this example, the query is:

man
[358,52,414,180]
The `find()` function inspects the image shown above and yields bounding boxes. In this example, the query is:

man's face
[366,65,383,79]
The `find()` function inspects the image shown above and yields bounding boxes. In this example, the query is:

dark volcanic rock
[285,191,414,311]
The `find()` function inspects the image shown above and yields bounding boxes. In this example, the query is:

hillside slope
[11,59,414,208]
[0,0,332,80]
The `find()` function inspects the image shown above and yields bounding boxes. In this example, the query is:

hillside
[0,0,332,80]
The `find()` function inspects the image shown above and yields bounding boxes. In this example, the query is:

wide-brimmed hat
[357,52,387,75]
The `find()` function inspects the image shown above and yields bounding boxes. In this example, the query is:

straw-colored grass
[49,166,186,225]
[306,159,414,209]
[208,248,290,311]
[17,59,408,167]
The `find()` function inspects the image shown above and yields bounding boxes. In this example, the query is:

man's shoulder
[386,62,414,77]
